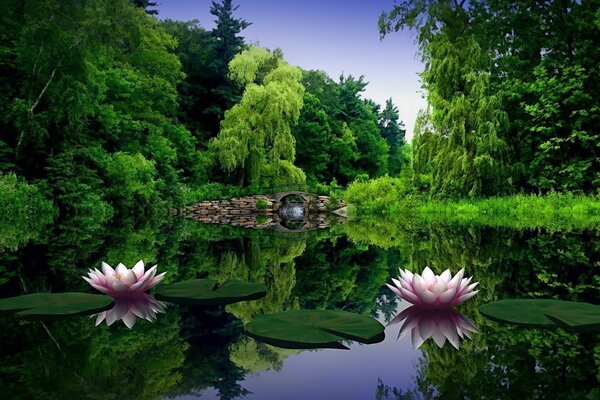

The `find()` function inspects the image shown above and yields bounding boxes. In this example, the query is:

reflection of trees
[293,235,391,316]
[167,305,250,400]
[375,378,421,400]
[344,220,600,399]
[0,310,187,399]
[229,337,299,373]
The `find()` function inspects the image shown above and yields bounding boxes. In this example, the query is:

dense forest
[0,0,407,226]
[0,0,598,227]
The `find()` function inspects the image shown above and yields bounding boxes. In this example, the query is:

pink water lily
[93,293,165,329]
[389,305,478,349]
[386,267,478,308]
[83,260,166,298]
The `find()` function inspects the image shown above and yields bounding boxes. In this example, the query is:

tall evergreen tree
[210,0,252,122]
[131,0,158,15]
[378,98,407,175]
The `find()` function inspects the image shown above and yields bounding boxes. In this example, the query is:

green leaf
[154,279,266,306]
[245,310,385,349]
[479,299,600,331]
[0,293,114,319]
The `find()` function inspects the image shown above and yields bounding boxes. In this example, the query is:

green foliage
[382,0,599,196]
[255,199,268,210]
[0,173,56,251]
[105,152,162,214]
[0,0,205,220]
[161,3,249,141]
[346,181,600,230]
[293,70,397,186]
[210,47,305,187]
[343,175,417,216]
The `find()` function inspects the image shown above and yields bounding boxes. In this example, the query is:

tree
[470,0,600,193]
[381,0,599,195]
[131,0,158,15]
[209,47,305,187]
[381,1,510,198]
[378,98,407,175]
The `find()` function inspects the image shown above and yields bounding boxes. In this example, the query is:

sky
[156,0,427,140]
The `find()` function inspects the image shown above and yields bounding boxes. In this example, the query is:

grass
[344,177,600,230]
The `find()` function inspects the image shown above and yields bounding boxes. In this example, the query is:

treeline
[380,0,599,198]
[0,0,407,223]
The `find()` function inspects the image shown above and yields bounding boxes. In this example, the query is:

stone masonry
[177,194,347,231]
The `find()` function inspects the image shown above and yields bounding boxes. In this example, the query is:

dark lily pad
[479,299,600,331]
[155,279,266,306]
[0,293,114,319]
[245,309,385,349]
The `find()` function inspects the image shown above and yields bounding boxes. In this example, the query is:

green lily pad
[155,279,266,306]
[0,293,114,319]
[245,310,386,349]
[479,299,600,331]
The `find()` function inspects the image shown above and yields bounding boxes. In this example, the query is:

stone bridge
[179,192,347,232]
[270,191,317,203]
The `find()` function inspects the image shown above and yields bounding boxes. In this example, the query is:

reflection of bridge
[182,186,346,233]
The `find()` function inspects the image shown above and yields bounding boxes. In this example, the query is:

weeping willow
[209,47,305,186]
[381,1,509,198]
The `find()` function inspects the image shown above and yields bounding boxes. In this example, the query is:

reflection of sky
[156,0,426,140]
[174,301,422,400]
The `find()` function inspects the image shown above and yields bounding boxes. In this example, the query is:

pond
[0,216,598,399]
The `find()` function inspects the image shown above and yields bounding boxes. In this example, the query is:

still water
[0,215,598,399]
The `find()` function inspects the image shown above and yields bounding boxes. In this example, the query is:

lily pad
[155,279,266,306]
[245,310,385,349]
[479,299,600,331]
[0,293,114,319]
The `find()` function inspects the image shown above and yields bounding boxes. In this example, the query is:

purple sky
[156,0,426,140]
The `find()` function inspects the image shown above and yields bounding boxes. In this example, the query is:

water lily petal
[399,278,413,292]
[412,275,425,293]
[140,265,157,283]
[430,280,447,296]
[431,330,448,348]
[386,283,403,297]
[438,318,460,349]
[102,262,116,276]
[439,269,452,283]
[422,267,436,284]
[399,269,414,285]
[95,312,107,327]
[399,287,420,304]
[111,280,129,292]
[411,330,425,349]
[120,269,137,286]
[130,275,151,291]
[418,289,437,305]
[115,263,128,276]
[121,311,137,329]
[456,290,479,304]
[447,268,464,289]
[418,317,436,340]
[82,276,110,294]
[438,287,458,305]
[129,301,147,319]
[391,278,403,289]
[144,272,167,290]
[132,260,145,279]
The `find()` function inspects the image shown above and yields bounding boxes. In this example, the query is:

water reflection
[389,305,477,349]
[93,293,165,328]
[279,203,305,220]
[1,217,599,399]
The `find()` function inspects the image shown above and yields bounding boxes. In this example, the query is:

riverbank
[343,177,600,230]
